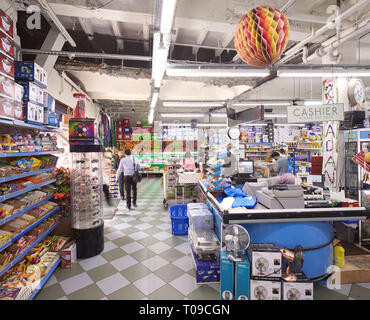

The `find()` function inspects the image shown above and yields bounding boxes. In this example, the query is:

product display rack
[240,142,273,161]
[0,151,58,158]
[0,118,61,132]
[0,167,55,183]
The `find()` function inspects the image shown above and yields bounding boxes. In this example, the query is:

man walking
[116,149,140,210]
[114,151,125,200]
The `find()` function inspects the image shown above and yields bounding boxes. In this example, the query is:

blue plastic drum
[242,222,334,279]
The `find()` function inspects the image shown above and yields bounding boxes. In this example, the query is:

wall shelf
[0,168,55,183]
[0,151,58,158]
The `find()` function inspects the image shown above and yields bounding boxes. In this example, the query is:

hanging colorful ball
[234,6,290,67]
[365,152,370,163]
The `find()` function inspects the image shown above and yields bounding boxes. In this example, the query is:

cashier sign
[287,104,344,123]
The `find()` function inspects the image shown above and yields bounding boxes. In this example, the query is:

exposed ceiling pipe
[277,0,370,65]
[280,0,297,13]
[20,49,152,61]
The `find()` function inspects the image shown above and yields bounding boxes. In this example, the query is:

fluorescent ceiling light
[264,114,287,118]
[162,101,224,107]
[278,69,370,77]
[160,113,206,118]
[210,113,227,118]
[150,91,159,109]
[240,123,268,127]
[304,100,322,105]
[197,123,227,127]
[161,123,191,126]
[232,101,292,106]
[160,0,177,34]
[274,123,305,127]
[166,67,269,77]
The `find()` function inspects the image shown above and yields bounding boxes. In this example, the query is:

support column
[35,26,66,73]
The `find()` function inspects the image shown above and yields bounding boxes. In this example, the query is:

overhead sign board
[228,106,264,127]
[287,104,344,123]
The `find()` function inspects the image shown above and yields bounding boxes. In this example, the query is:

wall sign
[287,104,344,123]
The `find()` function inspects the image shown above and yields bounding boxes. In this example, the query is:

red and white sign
[352,150,370,172]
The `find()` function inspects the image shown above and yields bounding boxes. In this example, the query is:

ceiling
[15,0,370,123]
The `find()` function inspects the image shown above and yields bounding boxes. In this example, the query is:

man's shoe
[133,204,137,208]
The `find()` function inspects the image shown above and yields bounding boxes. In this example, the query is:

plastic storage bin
[169,204,189,235]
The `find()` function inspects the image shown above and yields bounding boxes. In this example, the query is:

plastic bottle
[334,243,345,268]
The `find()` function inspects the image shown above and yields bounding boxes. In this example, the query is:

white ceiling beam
[111,21,124,52]
[215,33,234,56]
[78,17,94,40]
[193,28,208,56]
[142,24,150,52]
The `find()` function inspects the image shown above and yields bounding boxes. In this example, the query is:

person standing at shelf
[116,149,141,210]
[269,151,289,176]
[114,150,125,200]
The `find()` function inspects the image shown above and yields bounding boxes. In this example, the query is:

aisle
[34,178,370,300]
[35,178,220,300]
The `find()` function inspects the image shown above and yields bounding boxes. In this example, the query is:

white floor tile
[133,273,166,296]
[141,255,169,272]
[140,217,155,223]
[172,256,193,272]
[105,230,125,240]
[160,217,170,222]
[60,273,94,295]
[146,211,160,216]
[135,223,153,231]
[44,275,57,288]
[207,282,221,293]
[121,242,145,254]
[114,222,132,230]
[111,255,138,272]
[119,216,137,223]
[141,297,150,300]
[156,223,171,231]
[357,282,370,289]
[332,283,352,296]
[153,231,172,241]
[174,242,191,255]
[102,241,118,253]
[169,273,199,296]
[79,255,108,271]
[58,296,68,300]
[128,210,141,215]
[129,231,149,241]
[100,296,108,300]
[96,273,130,296]
[148,242,171,254]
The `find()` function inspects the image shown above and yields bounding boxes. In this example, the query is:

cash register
[231,160,258,184]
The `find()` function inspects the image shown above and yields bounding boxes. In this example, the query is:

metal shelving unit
[0,151,58,158]
[0,168,55,183]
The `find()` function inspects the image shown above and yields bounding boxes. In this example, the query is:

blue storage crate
[169,204,189,235]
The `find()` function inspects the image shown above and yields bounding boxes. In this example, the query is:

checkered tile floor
[35,178,370,300]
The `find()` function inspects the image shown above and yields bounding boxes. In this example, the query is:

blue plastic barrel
[242,221,333,279]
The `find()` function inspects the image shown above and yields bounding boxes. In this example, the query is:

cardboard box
[250,279,281,300]
[0,10,13,38]
[13,101,24,120]
[282,273,313,300]
[0,74,14,98]
[14,82,23,102]
[43,93,55,112]
[123,127,132,134]
[123,118,130,127]
[0,52,13,78]
[43,110,60,126]
[220,250,234,300]
[191,244,220,283]
[24,101,44,124]
[248,243,282,279]
[123,133,131,140]
[0,95,14,119]
[235,256,250,300]
[14,61,47,88]
[17,81,44,106]
[60,240,77,268]
[0,29,13,57]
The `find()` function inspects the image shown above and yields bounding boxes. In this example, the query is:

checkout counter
[198,179,368,280]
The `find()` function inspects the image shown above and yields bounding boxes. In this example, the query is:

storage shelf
[28,257,61,300]
[0,167,55,183]
[0,222,59,277]
[0,194,54,227]
[0,207,59,252]
[240,142,273,145]
[0,151,58,158]
[0,118,60,132]
[0,179,56,203]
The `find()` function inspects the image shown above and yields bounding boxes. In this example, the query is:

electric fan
[224,224,250,262]
[286,288,301,300]
[280,245,304,282]
[254,286,268,300]
[255,257,269,275]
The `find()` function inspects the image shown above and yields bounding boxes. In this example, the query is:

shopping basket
[169,204,188,235]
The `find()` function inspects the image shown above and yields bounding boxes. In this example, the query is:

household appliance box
[123,133,132,140]
[24,101,44,124]
[13,101,24,120]
[250,278,281,300]
[14,61,47,88]
[220,250,234,300]
[0,74,14,99]
[0,95,14,119]
[43,93,55,112]
[0,9,13,38]
[282,272,313,300]
[248,243,282,279]
[17,81,44,106]
[235,256,250,300]
[60,241,77,269]
[14,82,23,102]
[0,52,14,78]
[44,110,60,127]
[0,29,14,57]
[191,244,220,283]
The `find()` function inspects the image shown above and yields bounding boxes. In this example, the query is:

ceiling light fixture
[210,113,227,118]
[197,123,228,127]
[166,67,270,77]
[162,101,225,107]
[264,114,287,118]
[231,100,292,106]
[160,0,177,34]
[150,90,159,109]
[303,100,322,105]
[160,113,206,118]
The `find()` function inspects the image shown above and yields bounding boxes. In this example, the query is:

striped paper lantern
[234,6,290,67]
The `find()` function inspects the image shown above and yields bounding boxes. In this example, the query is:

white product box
[250,279,281,300]
[248,243,282,278]
[282,280,313,300]
[14,82,23,102]
[24,101,44,124]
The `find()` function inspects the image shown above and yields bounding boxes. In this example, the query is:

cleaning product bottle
[334,243,345,268]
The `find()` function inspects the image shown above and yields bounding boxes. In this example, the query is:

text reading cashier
[269,150,289,176]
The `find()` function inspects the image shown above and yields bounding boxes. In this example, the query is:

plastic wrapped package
[187,203,208,211]
[191,228,220,255]
[187,208,214,231]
